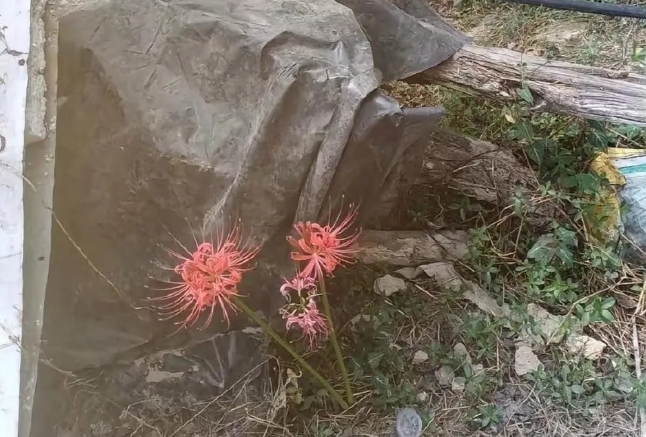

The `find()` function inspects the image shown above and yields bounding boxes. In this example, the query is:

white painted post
[0,0,30,436]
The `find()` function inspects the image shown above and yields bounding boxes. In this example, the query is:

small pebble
[412,350,428,365]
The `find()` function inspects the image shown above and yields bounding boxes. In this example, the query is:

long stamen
[152,225,259,328]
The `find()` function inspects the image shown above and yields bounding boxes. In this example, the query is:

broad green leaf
[564,386,572,403]
[527,234,558,262]
[555,227,577,247]
[587,119,605,131]
[570,384,585,394]
[464,363,473,379]
[560,175,579,189]
[616,124,642,140]
[517,87,534,104]
[367,352,383,370]
[511,120,534,142]
[587,126,610,150]
[527,245,551,262]
[602,297,616,309]
[601,309,615,322]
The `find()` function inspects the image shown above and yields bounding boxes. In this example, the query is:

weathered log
[424,128,555,226]
[356,230,468,266]
[409,44,646,127]
[425,128,537,204]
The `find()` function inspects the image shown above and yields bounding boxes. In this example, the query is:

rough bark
[425,128,537,204]
[355,230,467,266]
[409,44,646,126]
[424,128,555,227]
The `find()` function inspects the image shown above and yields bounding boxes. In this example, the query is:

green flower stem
[318,278,354,405]
[232,296,349,410]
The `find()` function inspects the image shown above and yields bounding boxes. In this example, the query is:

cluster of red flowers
[158,227,258,327]
[280,206,360,346]
[159,206,360,342]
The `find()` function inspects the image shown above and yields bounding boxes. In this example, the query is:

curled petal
[283,298,328,348]
[280,275,317,298]
[286,205,360,280]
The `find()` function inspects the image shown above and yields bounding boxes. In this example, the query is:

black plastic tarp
[25,1,467,435]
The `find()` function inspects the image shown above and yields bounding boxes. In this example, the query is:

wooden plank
[409,44,646,127]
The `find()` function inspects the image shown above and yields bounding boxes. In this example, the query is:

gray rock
[463,282,510,318]
[349,314,372,326]
[395,267,421,280]
[435,366,455,387]
[451,377,466,393]
[417,262,462,291]
[425,129,554,227]
[412,350,429,365]
[453,342,470,361]
[565,335,606,360]
[514,345,541,376]
[527,303,565,344]
[374,275,407,297]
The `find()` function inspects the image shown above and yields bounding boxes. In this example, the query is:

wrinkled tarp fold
[28,0,466,434]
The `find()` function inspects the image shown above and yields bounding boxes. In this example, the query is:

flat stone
[463,282,510,318]
[514,345,541,376]
[527,303,565,344]
[374,274,407,297]
[435,365,455,387]
[412,350,428,365]
[349,314,372,325]
[453,342,470,361]
[565,335,606,360]
[395,267,420,280]
[451,377,466,393]
[417,262,462,291]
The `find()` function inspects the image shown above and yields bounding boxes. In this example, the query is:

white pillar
[0,0,30,435]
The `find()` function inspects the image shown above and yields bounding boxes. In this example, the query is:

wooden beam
[409,44,646,127]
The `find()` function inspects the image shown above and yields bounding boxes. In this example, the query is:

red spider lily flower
[280,275,317,298]
[287,205,360,280]
[284,298,329,348]
[155,226,259,328]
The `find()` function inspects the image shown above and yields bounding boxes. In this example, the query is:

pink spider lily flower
[286,205,360,281]
[154,226,259,328]
[283,298,329,348]
[280,274,317,298]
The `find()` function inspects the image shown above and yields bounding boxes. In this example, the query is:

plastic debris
[395,408,423,437]
[590,149,646,257]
